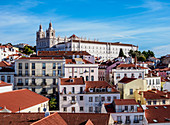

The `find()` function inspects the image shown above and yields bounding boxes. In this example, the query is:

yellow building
[118,77,147,99]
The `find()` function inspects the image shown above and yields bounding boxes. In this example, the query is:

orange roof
[0,89,49,113]
[68,34,79,39]
[145,105,170,124]
[139,90,170,99]
[114,99,138,105]
[0,61,11,67]
[65,59,93,64]
[19,57,63,60]
[85,119,94,125]
[0,81,12,87]
[119,77,137,83]
[85,81,119,93]
[60,77,85,85]
[31,112,67,125]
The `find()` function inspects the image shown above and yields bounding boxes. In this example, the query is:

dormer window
[107,88,112,92]
[89,88,93,92]
[70,79,74,82]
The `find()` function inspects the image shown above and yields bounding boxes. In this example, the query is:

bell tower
[46,22,55,38]
[36,24,45,40]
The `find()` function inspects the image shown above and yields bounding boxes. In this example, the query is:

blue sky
[0,0,170,57]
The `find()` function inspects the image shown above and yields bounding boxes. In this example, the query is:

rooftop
[0,81,12,87]
[145,105,170,124]
[0,89,49,113]
[65,58,93,64]
[119,77,137,84]
[60,77,85,85]
[0,61,11,67]
[114,99,138,105]
[19,57,63,60]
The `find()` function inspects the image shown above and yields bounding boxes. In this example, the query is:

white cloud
[152,44,170,57]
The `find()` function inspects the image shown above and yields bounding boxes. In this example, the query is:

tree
[49,97,57,110]
[23,46,33,55]
[119,48,126,58]
[142,50,155,59]
[138,55,146,62]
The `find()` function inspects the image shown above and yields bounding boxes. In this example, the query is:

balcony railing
[40,91,47,95]
[17,83,23,86]
[134,120,139,123]
[125,120,131,124]
[31,83,36,86]
[41,82,47,86]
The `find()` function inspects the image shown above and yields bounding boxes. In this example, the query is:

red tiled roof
[85,81,118,93]
[71,40,137,47]
[139,90,170,99]
[0,89,49,113]
[0,61,11,67]
[65,59,93,64]
[0,113,45,125]
[0,81,12,87]
[58,113,110,125]
[37,51,91,56]
[85,119,94,125]
[19,57,63,60]
[145,105,170,123]
[114,99,138,105]
[119,77,137,83]
[60,77,85,85]
[68,34,79,39]
[31,112,67,125]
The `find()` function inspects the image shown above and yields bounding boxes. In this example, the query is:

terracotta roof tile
[31,112,67,125]
[59,113,110,125]
[19,57,63,60]
[0,81,12,87]
[119,77,137,83]
[145,105,170,123]
[0,89,49,113]
[60,77,85,85]
[114,99,138,105]
[0,61,11,67]
[0,113,45,125]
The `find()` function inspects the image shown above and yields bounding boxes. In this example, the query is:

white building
[0,68,14,86]
[102,99,146,125]
[59,77,120,113]
[36,23,138,61]
[14,57,65,96]
[145,76,161,90]
[163,81,170,92]
[0,89,49,113]
[64,58,98,81]
[110,64,146,84]
[0,45,19,61]
[0,80,12,93]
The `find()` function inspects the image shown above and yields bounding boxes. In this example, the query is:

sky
[0,0,170,57]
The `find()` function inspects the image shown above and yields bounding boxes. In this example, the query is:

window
[25,70,28,76]
[7,76,11,83]
[91,76,94,81]
[139,115,143,121]
[153,79,155,84]
[107,96,111,102]
[69,68,72,73]
[32,88,35,92]
[80,107,84,111]
[25,78,28,86]
[74,76,77,78]
[32,70,35,75]
[58,70,61,76]
[162,100,166,104]
[89,97,93,102]
[101,97,105,102]
[72,87,75,94]
[131,106,134,111]
[32,63,35,69]
[63,96,67,101]
[63,87,66,94]
[71,96,75,101]
[69,76,72,78]
[95,97,99,102]
[74,68,77,73]
[80,68,83,74]
[91,69,94,72]
[53,63,56,69]
[148,101,151,105]
[80,96,83,101]
[149,80,151,85]
[1,76,5,82]
[58,63,61,69]
[25,63,28,69]
[19,70,22,76]
[126,116,130,123]
[53,78,56,85]
[86,76,89,81]
[53,70,56,76]
[89,107,93,112]
[80,87,83,93]
[134,115,138,121]
[131,73,134,78]
[18,63,22,69]
[117,116,122,122]
[153,100,157,105]
[63,107,67,112]
[124,73,127,77]
[95,107,99,112]
[130,89,133,95]
[125,106,128,111]
[42,63,46,69]
[42,70,46,76]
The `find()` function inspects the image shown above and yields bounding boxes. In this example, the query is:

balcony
[40,91,47,95]
[117,121,122,124]
[70,100,76,104]
[125,120,131,124]
[134,120,139,123]
[17,83,23,86]
[31,83,36,86]
[41,82,47,86]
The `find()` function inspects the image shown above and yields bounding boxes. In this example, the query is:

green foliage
[142,50,155,59]
[23,46,33,55]
[138,55,146,62]
[49,97,57,109]
[119,48,126,58]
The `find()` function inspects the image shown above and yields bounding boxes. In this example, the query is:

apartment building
[102,99,145,125]
[14,57,65,96]
[36,23,138,61]
[110,64,146,84]
[64,58,98,81]
[59,77,120,113]
[0,68,14,85]
[145,76,161,90]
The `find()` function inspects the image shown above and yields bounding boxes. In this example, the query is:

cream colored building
[14,57,65,96]
[118,78,147,99]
